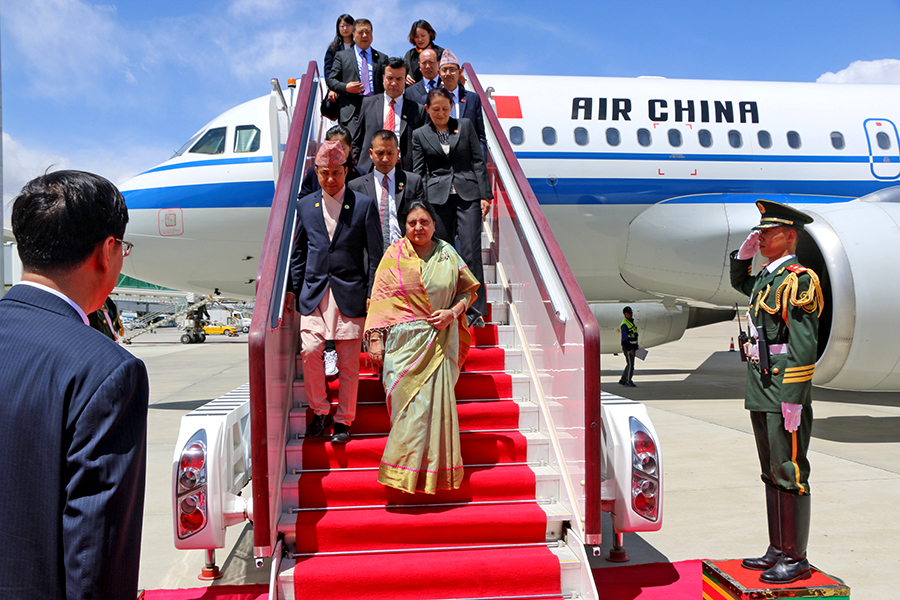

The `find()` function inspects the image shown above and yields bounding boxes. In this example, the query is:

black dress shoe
[626,382,637,388]
[331,422,351,443]
[618,380,627,386]
[306,413,332,437]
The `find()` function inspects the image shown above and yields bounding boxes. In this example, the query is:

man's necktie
[384,99,396,132]
[380,174,392,249]
[361,50,372,96]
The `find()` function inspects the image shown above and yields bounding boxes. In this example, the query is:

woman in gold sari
[365,200,479,494]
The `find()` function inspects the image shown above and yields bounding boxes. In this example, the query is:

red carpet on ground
[292,323,564,599]
[592,560,702,600]
[142,585,267,600]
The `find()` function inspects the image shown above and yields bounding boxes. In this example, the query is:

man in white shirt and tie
[354,57,426,173]
[349,130,426,253]
[403,48,441,105]
[327,18,388,136]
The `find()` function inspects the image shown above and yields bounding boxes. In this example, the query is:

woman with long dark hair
[324,14,354,104]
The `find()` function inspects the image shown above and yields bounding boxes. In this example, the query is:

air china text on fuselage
[571,98,760,124]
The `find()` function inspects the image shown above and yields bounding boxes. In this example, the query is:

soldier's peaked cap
[752,199,814,231]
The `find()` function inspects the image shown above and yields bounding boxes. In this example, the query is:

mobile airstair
[173,62,662,599]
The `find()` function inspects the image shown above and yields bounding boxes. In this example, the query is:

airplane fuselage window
[831,132,845,150]
[877,131,891,150]
[235,125,261,153]
[542,127,557,145]
[574,127,589,146]
[668,129,682,147]
[787,131,802,149]
[698,129,712,148]
[757,131,772,149]
[606,128,621,146]
[509,126,524,145]
[728,130,743,149]
[637,128,652,147]
[190,127,227,154]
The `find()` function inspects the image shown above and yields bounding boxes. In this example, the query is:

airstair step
[276,544,568,600]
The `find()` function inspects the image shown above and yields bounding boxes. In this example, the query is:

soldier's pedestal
[702,560,850,599]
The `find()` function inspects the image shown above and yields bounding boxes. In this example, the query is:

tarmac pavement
[129,322,900,597]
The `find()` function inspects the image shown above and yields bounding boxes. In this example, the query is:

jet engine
[618,188,900,391]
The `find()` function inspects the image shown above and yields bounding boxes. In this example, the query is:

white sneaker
[324,349,339,378]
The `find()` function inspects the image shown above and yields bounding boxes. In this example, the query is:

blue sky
[3,0,900,211]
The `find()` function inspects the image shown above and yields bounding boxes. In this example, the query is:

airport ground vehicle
[171,64,664,599]
[202,321,238,337]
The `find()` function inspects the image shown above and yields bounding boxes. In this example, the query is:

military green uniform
[731,253,822,493]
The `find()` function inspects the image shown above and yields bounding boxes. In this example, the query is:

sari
[365,237,479,494]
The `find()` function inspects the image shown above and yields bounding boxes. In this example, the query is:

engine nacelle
[591,302,688,354]
[804,194,900,390]
[618,189,900,391]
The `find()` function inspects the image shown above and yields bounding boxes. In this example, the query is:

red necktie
[384,98,396,132]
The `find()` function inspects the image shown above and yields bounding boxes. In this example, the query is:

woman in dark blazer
[412,87,492,326]
[323,14,354,105]
[402,20,444,86]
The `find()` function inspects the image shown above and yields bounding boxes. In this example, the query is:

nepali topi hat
[440,49,459,68]
[752,199,814,231]
[315,140,347,167]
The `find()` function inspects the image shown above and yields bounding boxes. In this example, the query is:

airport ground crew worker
[730,199,823,585]
[619,306,638,387]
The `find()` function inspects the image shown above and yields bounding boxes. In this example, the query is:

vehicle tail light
[630,417,660,521]
[176,431,208,539]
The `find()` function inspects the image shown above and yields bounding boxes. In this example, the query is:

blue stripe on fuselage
[123,181,275,209]
[514,151,896,164]
[528,177,891,205]
[139,155,273,175]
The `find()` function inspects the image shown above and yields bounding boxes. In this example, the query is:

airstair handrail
[248,61,321,557]
[463,66,604,545]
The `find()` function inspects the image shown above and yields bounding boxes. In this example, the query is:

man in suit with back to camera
[349,129,426,252]
[353,56,427,173]
[0,170,149,599]
[437,49,487,159]
[730,199,823,584]
[403,47,441,105]
[290,140,382,443]
[327,18,389,136]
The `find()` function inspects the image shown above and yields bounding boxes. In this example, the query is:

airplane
[119,73,900,392]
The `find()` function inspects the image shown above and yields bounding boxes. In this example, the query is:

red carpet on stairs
[292,324,564,599]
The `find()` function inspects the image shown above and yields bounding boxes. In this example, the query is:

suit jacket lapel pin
[398,182,404,190]
[315,203,320,207]
[344,205,350,210]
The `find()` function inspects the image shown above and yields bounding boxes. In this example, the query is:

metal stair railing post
[464,65,603,547]
[248,61,323,560]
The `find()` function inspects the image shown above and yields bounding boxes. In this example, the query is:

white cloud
[4,0,132,97]
[817,59,900,84]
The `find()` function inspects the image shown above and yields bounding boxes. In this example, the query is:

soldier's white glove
[737,230,760,260]
[782,402,802,432]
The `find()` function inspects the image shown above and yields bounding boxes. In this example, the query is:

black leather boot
[761,491,812,584]
[742,485,782,570]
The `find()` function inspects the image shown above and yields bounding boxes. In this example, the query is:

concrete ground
[596,321,900,599]
[130,322,898,598]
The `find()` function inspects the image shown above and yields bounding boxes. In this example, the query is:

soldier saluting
[729,200,824,584]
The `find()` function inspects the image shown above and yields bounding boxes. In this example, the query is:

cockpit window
[175,131,204,157]
[190,127,227,154]
[235,125,261,153]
